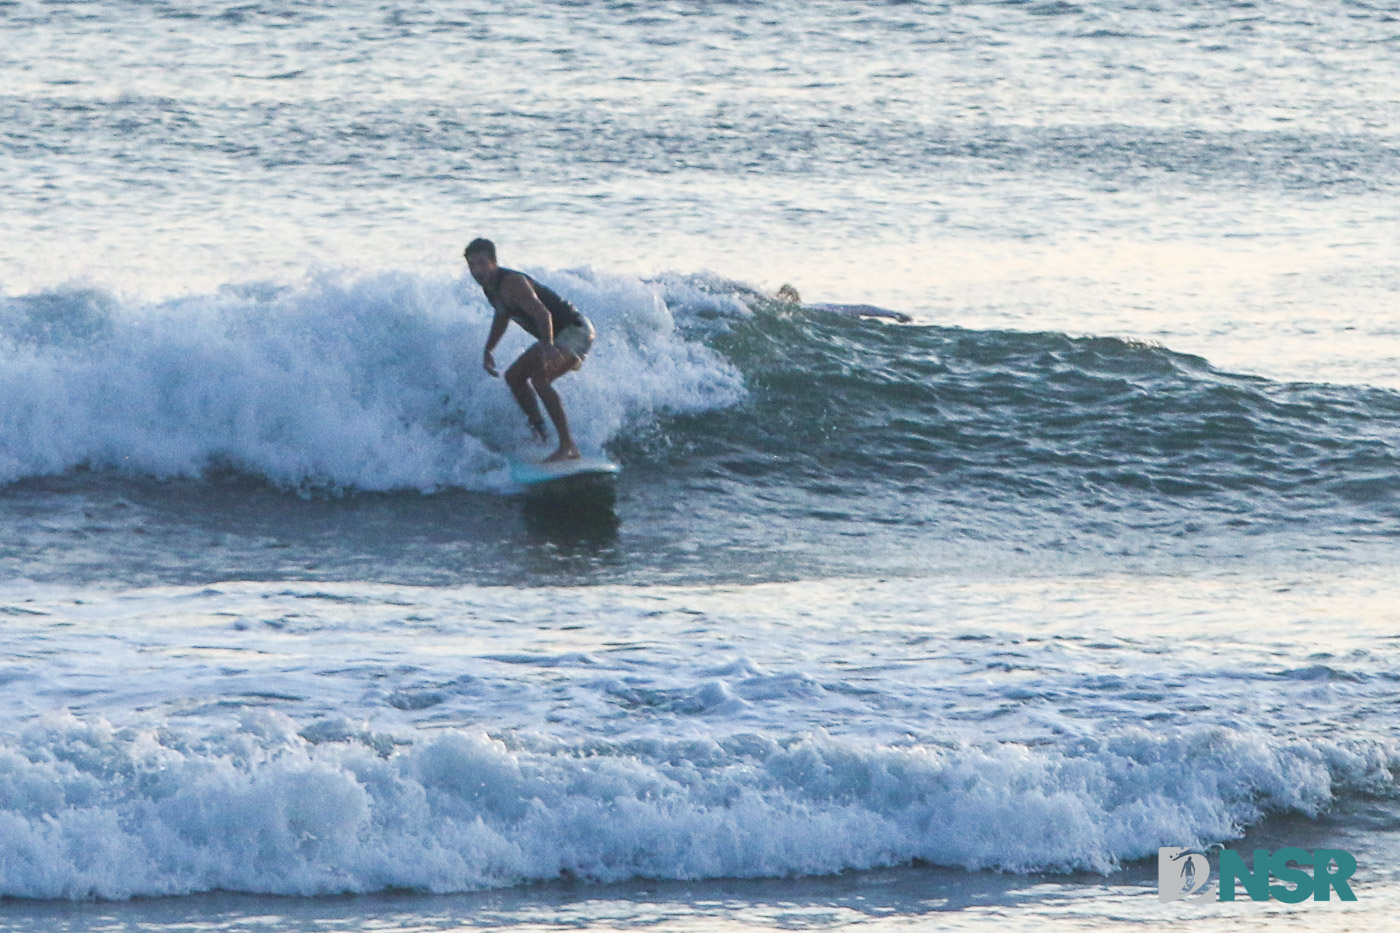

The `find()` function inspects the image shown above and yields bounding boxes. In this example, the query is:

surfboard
[508,455,620,488]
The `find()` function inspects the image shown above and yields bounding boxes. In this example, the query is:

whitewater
[3,574,1397,903]
[0,271,742,492]
[3,0,1400,931]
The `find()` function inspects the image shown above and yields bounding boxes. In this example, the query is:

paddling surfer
[465,238,595,463]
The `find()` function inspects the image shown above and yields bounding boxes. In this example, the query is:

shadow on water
[517,474,621,548]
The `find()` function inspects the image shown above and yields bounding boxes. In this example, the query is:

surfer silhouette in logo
[465,238,595,463]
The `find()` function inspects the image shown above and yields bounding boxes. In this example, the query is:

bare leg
[506,345,581,459]
[532,356,581,462]
[504,351,548,442]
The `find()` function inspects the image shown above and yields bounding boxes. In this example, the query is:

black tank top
[485,268,585,340]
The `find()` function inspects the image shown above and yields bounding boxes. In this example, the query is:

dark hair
[464,238,496,261]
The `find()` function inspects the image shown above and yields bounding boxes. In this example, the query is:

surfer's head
[465,238,496,262]
[465,237,498,284]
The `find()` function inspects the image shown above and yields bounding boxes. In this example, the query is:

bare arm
[500,274,555,345]
[482,310,509,377]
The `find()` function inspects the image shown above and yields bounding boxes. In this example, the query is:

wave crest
[0,270,745,491]
[2,712,1393,899]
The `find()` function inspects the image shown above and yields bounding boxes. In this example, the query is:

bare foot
[529,420,548,443]
[543,445,580,463]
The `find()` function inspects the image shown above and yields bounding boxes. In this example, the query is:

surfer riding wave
[465,238,595,463]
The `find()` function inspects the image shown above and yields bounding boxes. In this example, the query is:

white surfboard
[508,455,620,488]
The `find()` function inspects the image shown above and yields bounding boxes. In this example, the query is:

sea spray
[1,711,1393,900]
[0,271,745,491]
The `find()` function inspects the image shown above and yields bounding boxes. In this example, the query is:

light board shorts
[555,317,595,370]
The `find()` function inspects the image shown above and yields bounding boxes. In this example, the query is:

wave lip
[1,713,1392,900]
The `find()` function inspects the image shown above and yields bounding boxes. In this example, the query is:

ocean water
[2,0,1400,930]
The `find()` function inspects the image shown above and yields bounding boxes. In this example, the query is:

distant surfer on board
[465,238,595,463]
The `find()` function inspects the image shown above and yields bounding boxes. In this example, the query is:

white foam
[0,712,1391,899]
[0,270,745,491]
[4,575,1398,900]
